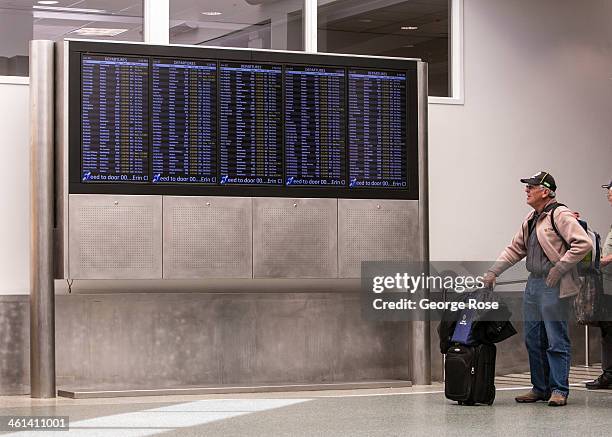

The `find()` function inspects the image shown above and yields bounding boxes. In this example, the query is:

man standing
[585,179,612,389]
[483,172,592,406]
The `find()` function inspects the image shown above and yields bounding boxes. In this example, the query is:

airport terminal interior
[0,0,611,435]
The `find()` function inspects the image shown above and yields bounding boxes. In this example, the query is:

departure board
[347,69,407,188]
[151,58,217,184]
[284,66,346,187]
[218,63,283,185]
[73,41,419,198]
[81,54,149,182]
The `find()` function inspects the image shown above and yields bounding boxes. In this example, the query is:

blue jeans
[523,276,571,397]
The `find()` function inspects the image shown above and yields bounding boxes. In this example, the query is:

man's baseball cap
[602,179,612,189]
[520,171,557,191]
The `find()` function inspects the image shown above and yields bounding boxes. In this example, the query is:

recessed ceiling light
[38,1,59,4]
[401,26,419,30]
[71,28,128,36]
[33,5,106,13]
[201,11,222,16]
[403,44,415,48]
[358,19,372,23]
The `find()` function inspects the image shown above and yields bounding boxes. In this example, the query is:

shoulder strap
[543,202,565,214]
[545,202,570,249]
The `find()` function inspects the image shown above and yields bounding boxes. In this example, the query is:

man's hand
[601,254,612,267]
[483,271,497,290]
[546,266,563,288]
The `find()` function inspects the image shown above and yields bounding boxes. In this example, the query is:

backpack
[574,272,606,326]
[545,202,601,276]
[544,203,606,325]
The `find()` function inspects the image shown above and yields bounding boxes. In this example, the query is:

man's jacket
[437,289,517,354]
[489,200,592,298]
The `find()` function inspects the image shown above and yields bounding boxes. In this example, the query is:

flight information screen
[81,54,149,182]
[218,62,283,185]
[151,58,217,184]
[284,66,346,187]
[73,42,417,197]
[347,69,407,189]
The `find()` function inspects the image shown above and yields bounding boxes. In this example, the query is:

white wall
[0,0,611,293]
[0,81,29,294]
[429,0,612,262]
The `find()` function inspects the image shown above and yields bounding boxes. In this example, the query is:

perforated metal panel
[163,197,252,278]
[338,199,419,278]
[68,195,162,279]
[253,198,337,278]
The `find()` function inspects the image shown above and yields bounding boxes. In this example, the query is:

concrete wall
[2,294,411,394]
[0,296,29,394]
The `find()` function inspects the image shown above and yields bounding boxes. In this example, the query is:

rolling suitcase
[444,342,496,405]
[444,306,496,405]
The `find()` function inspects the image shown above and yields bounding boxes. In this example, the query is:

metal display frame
[35,39,433,398]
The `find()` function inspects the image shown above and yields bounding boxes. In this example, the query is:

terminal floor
[1,382,612,437]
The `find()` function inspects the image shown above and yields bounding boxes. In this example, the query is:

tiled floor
[1,387,612,436]
[495,364,604,389]
[1,368,612,437]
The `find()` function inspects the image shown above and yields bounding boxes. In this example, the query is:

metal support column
[303,0,317,53]
[585,326,590,367]
[143,0,169,44]
[29,40,56,398]
[412,61,431,385]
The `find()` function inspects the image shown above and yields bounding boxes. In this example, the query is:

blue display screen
[81,54,149,183]
[76,46,415,198]
[284,65,346,187]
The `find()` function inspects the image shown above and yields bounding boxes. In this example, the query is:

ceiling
[0,0,142,15]
[0,0,143,49]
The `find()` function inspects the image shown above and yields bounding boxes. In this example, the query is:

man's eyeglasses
[525,184,544,191]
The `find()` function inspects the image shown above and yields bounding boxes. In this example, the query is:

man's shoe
[514,390,549,403]
[585,374,612,390]
[547,392,567,407]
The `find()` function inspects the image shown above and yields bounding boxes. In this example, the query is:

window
[318,0,452,98]
[0,0,462,99]
[0,0,143,77]
[169,0,303,50]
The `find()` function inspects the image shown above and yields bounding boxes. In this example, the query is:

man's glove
[546,266,563,288]
[483,271,497,290]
